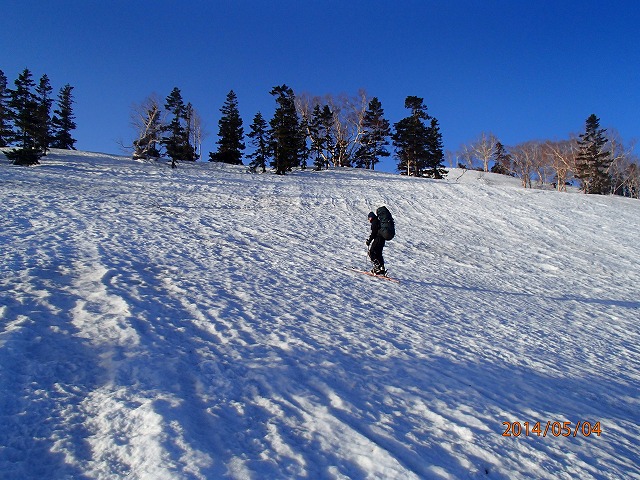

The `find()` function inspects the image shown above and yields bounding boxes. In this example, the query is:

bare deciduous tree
[474,132,497,172]
[458,132,497,171]
[544,138,577,191]
[625,161,640,198]
[186,106,207,161]
[296,90,369,167]
[129,93,166,159]
[445,150,457,168]
[608,130,638,196]
[511,141,542,188]
[534,143,555,187]
[457,143,475,169]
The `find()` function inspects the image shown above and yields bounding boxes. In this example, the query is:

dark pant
[368,237,385,268]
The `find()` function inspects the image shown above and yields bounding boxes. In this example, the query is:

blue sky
[3,0,639,172]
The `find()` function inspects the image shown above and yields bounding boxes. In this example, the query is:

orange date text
[502,421,602,438]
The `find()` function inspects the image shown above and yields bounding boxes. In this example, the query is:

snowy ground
[1,150,638,479]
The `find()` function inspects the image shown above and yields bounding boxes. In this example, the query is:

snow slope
[1,150,638,479]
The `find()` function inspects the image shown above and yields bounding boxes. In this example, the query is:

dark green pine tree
[269,85,304,175]
[210,90,245,164]
[321,106,335,166]
[246,111,270,173]
[491,141,512,175]
[308,104,335,170]
[6,68,42,165]
[162,89,182,168]
[575,114,611,194]
[424,117,447,178]
[35,74,53,154]
[0,70,13,147]
[298,115,310,170]
[392,96,431,176]
[354,97,391,170]
[184,102,198,160]
[50,84,77,150]
[162,87,195,167]
[309,104,326,171]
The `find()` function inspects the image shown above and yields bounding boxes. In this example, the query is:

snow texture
[1,150,638,479]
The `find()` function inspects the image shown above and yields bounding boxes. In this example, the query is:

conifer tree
[184,102,195,160]
[424,117,447,178]
[163,87,185,163]
[491,141,512,175]
[269,85,304,175]
[162,87,195,166]
[308,104,335,170]
[309,105,326,171]
[6,68,41,165]
[246,112,269,173]
[298,115,310,170]
[0,70,12,147]
[35,74,53,154]
[575,114,611,194]
[354,97,391,170]
[210,90,245,164]
[50,84,77,150]
[392,96,446,177]
[392,96,431,176]
[320,106,335,164]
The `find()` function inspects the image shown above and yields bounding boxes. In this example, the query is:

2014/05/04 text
[502,421,602,438]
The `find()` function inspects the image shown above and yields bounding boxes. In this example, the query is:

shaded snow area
[1,150,639,480]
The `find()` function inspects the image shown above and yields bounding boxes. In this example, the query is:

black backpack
[376,206,395,240]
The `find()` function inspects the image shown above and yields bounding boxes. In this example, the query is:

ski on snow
[348,267,400,283]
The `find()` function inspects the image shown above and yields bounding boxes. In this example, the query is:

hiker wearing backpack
[366,212,385,275]
[366,206,395,276]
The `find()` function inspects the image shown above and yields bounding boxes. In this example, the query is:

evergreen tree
[309,105,326,171]
[298,115,310,170]
[491,141,512,175]
[424,117,447,178]
[354,97,391,170]
[269,85,304,175]
[246,112,270,173]
[575,114,611,194]
[209,90,245,164]
[35,74,53,154]
[392,96,431,176]
[308,104,335,170]
[6,68,41,165]
[50,84,77,150]
[0,70,13,147]
[184,102,196,160]
[162,87,185,164]
[162,87,196,166]
[392,97,446,177]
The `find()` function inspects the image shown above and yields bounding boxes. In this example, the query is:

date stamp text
[502,421,602,438]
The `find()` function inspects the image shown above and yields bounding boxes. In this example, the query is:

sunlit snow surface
[1,150,638,479]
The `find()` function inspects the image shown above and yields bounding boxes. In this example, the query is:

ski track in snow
[1,150,639,479]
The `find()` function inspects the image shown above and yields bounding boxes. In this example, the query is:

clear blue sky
[3,0,639,172]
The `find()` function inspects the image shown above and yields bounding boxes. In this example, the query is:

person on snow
[366,211,387,275]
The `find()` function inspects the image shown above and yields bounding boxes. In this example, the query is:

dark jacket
[368,216,382,244]
[367,214,385,267]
